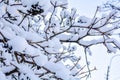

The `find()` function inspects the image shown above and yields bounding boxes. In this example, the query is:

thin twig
[106,55,120,80]
[18,14,27,26]
[84,47,91,79]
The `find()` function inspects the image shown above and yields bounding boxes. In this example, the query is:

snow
[113,39,120,49]
[50,0,68,6]
[7,6,18,17]
[0,0,120,80]
[3,52,12,65]
[24,45,39,55]
[44,61,71,80]
[34,53,48,66]
[14,63,41,80]
[0,27,16,39]
[0,22,3,28]
[79,38,104,46]
[56,28,88,41]
[20,0,51,16]
[8,36,29,52]
[48,38,61,49]
[10,24,24,36]
[99,26,113,32]
[1,66,15,74]
[0,4,6,17]
[23,32,45,42]
[0,69,8,80]
[71,8,77,17]
[68,45,77,52]
[86,47,92,56]
[21,0,67,15]
[45,37,62,53]
[105,43,117,53]
[106,38,120,50]
[60,9,70,18]
[76,16,91,26]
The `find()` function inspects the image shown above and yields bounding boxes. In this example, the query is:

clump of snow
[0,0,120,80]
[7,6,19,17]
[0,27,16,39]
[44,61,71,80]
[113,39,120,49]
[3,52,12,65]
[77,16,91,26]
[1,66,15,74]
[105,43,117,53]
[0,22,3,28]
[0,69,8,80]
[71,8,77,17]
[50,0,68,6]
[13,63,40,80]
[23,32,45,42]
[86,47,92,56]
[50,17,61,33]
[79,38,104,46]
[10,24,25,36]
[68,45,77,52]
[0,4,6,17]
[60,9,70,18]
[45,37,62,53]
[34,54,48,66]
[8,36,29,52]
[24,45,41,55]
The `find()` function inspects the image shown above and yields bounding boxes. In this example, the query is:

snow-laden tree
[99,0,120,80]
[0,0,120,80]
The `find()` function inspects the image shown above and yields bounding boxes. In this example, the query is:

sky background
[68,0,120,80]
[68,0,107,17]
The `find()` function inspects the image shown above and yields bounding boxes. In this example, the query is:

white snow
[0,22,3,28]
[50,0,68,6]
[44,61,71,80]
[0,4,6,17]
[7,6,18,17]
[3,52,12,65]
[76,16,91,26]
[0,27,16,39]
[23,32,45,42]
[1,66,15,74]
[113,39,120,49]
[0,0,120,80]
[45,37,62,53]
[79,38,104,46]
[24,45,39,55]
[0,69,8,80]
[60,9,70,18]
[34,53,48,66]
[105,43,117,53]
[14,63,41,80]
[86,47,92,56]
[8,36,29,52]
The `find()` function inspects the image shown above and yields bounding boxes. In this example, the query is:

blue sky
[68,0,120,80]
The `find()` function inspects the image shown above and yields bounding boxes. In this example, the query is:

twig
[106,55,120,80]
[73,65,86,76]
[18,14,27,26]
[70,57,81,71]
[84,47,91,79]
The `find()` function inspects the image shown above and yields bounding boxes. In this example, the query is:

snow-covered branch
[0,0,120,80]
